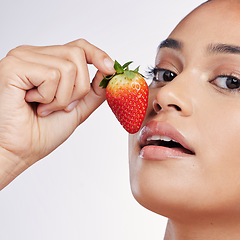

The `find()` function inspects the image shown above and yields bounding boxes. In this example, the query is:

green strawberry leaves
[134,66,140,72]
[99,60,142,89]
[122,61,133,70]
[99,74,114,88]
[114,61,124,74]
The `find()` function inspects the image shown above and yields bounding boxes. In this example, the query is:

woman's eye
[153,68,177,82]
[211,75,240,90]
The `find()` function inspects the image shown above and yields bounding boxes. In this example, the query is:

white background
[0,0,204,239]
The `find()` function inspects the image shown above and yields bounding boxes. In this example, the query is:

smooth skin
[0,39,115,190]
[2,0,240,239]
[129,0,240,239]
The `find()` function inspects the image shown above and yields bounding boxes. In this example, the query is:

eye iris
[226,77,240,89]
[163,70,176,82]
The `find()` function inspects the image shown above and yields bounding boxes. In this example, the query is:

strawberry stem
[99,60,142,88]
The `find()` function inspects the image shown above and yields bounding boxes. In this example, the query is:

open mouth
[139,121,196,159]
[142,135,195,155]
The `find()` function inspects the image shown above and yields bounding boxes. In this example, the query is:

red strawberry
[100,60,148,134]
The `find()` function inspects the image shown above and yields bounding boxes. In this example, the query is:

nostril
[168,104,181,111]
[153,100,162,113]
[153,100,182,113]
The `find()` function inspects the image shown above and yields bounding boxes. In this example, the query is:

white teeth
[160,136,172,142]
[147,135,173,142]
[147,135,161,141]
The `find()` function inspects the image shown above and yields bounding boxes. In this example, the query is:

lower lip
[140,145,193,161]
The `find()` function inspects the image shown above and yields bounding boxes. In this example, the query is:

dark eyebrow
[158,38,182,51]
[208,43,240,55]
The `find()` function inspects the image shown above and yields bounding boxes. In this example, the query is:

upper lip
[139,121,195,154]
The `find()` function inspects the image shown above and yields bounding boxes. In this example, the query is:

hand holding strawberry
[100,61,148,134]
[0,39,114,190]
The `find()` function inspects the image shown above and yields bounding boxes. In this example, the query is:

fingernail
[104,58,114,71]
[65,100,79,112]
[40,110,53,117]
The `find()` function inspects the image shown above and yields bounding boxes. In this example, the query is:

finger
[75,70,106,122]
[64,53,91,112]
[60,47,91,104]
[65,68,107,113]
[25,44,104,111]
[28,39,115,75]
[1,56,60,103]
[38,71,105,119]
[9,44,103,105]
[22,51,90,114]
[24,64,61,103]
[67,39,115,75]
[9,50,78,108]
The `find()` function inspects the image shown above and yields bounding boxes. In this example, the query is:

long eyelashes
[146,66,166,81]
[146,66,157,79]
[210,74,240,92]
[147,67,177,82]
[148,65,240,93]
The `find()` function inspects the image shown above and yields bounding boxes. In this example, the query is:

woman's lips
[139,121,195,161]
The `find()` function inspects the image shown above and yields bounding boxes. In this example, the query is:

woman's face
[129,0,240,221]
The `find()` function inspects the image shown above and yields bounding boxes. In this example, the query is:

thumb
[76,71,107,123]
[91,70,107,98]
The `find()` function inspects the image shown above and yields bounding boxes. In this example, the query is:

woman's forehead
[168,0,240,47]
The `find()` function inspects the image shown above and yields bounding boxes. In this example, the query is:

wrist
[0,147,29,190]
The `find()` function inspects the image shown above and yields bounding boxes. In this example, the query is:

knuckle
[76,81,91,98]
[0,55,16,65]
[6,45,30,57]
[0,56,18,73]
[63,61,77,77]
[77,38,89,45]
[6,49,15,57]
[69,46,85,58]
[0,56,22,86]
[82,82,91,95]
[47,68,60,82]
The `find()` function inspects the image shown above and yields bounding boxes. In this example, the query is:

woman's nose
[152,77,193,117]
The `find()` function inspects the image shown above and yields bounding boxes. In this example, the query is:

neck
[164,217,240,240]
